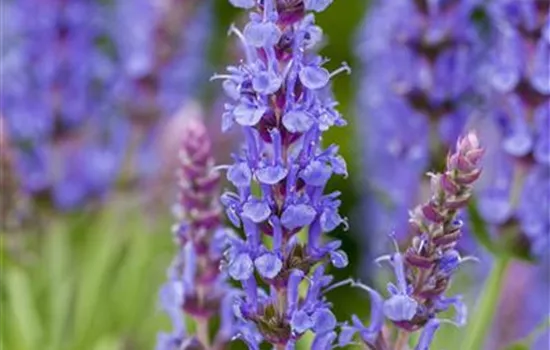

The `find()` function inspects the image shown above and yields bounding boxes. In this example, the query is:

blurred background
[1,0,548,349]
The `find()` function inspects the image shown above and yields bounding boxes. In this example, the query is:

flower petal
[254,253,282,279]
[228,253,254,280]
[299,65,330,90]
[312,309,337,333]
[282,110,314,133]
[301,160,332,186]
[228,162,252,187]
[234,104,266,126]
[281,204,317,230]
[242,199,271,223]
[290,310,313,333]
[256,165,288,185]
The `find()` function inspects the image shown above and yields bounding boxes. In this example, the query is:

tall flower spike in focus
[214,0,350,348]
[355,0,484,259]
[156,117,235,350]
[339,131,485,350]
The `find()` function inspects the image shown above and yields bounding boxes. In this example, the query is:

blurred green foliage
[1,203,173,350]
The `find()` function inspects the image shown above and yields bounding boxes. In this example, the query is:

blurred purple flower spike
[355,0,484,261]
[1,0,124,211]
[156,117,236,349]
[215,0,349,347]
[476,0,550,257]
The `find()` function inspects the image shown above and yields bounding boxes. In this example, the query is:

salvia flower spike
[156,118,235,350]
[215,0,349,348]
[340,131,485,350]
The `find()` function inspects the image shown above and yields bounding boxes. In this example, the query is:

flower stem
[395,330,410,350]
[197,318,210,348]
[461,256,510,350]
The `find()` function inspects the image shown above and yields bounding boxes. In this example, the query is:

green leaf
[6,267,43,349]
[45,221,73,349]
[91,336,121,350]
[461,256,510,350]
[72,208,126,346]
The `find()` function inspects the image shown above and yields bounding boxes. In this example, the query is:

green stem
[461,256,510,350]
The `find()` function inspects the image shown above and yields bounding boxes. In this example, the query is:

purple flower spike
[156,117,236,349]
[347,132,485,348]
[218,1,347,347]
[475,0,550,257]
[2,0,125,212]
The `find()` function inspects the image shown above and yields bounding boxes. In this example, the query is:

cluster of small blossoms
[113,0,213,180]
[339,132,485,350]
[356,0,483,252]
[214,0,350,348]
[1,0,124,210]
[157,118,234,350]
[476,0,549,256]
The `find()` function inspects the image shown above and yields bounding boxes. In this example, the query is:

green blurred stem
[197,318,210,348]
[461,256,510,350]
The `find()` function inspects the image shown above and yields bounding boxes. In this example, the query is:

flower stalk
[216,0,350,348]
[156,117,234,350]
[339,131,485,350]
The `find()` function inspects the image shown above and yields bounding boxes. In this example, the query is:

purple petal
[330,249,349,268]
[234,104,266,126]
[282,110,314,133]
[243,21,281,48]
[320,207,343,232]
[281,204,317,230]
[438,250,461,276]
[305,0,333,12]
[228,0,255,8]
[182,242,197,290]
[383,294,418,321]
[254,253,282,279]
[338,324,358,347]
[301,160,332,186]
[252,70,282,94]
[228,253,254,280]
[329,155,347,176]
[291,310,313,333]
[256,165,288,184]
[299,65,330,90]
[312,309,337,333]
[228,162,252,188]
[226,208,241,228]
[311,331,336,350]
[414,319,441,350]
[242,199,271,223]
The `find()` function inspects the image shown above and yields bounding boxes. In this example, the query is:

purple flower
[475,0,550,257]
[1,0,124,212]
[113,0,214,182]
[347,132,485,349]
[156,117,235,349]
[215,0,348,347]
